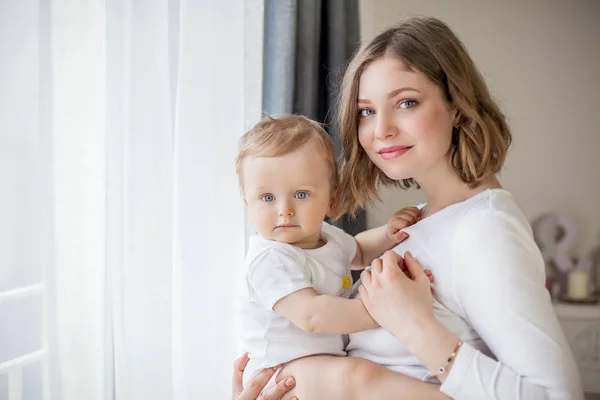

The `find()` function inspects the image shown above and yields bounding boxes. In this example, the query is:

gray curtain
[263,0,366,237]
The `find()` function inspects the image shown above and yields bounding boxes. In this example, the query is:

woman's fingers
[360,269,372,289]
[236,366,278,400]
[382,250,405,276]
[260,377,296,400]
[358,284,374,316]
[370,257,383,275]
[358,284,368,301]
[232,353,249,399]
[404,251,429,284]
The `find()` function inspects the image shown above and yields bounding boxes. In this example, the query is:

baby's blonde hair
[236,114,340,214]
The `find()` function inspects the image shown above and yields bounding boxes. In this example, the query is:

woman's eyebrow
[386,87,420,98]
[357,87,420,104]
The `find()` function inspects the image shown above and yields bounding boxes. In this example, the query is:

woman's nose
[374,113,398,140]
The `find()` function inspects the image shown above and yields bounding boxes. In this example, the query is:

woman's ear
[453,110,462,127]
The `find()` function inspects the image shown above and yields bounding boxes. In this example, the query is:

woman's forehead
[358,57,432,99]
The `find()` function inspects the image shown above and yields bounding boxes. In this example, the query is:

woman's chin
[382,169,413,182]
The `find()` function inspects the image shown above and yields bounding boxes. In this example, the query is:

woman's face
[357,56,457,182]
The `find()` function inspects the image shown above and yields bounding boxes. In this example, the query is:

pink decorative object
[533,213,593,298]
[554,213,592,274]
[535,215,561,263]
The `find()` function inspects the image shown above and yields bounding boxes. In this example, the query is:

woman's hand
[360,251,461,382]
[232,353,296,400]
[359,250,435,349]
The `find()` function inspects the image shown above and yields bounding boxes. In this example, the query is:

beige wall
[359,0,600,256]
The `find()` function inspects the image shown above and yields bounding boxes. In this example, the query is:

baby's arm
[352,206,419,269]
[273,287,378,334]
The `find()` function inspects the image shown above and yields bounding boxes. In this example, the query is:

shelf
[553,302,600,320]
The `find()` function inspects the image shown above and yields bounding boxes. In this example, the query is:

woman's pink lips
[378,145,412,160]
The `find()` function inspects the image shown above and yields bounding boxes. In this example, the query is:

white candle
[567,270,589,300]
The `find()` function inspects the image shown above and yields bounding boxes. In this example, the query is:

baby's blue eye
[295,191,309,200]
[358,108,374,117]
[261,194,275,202]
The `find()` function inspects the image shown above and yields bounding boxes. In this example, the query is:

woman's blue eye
[399,100,418,109]
[295,191,309,200]
[261,194,275,202]
[358,108,374,117]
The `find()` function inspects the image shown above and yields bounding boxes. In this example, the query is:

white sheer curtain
[0,0,258,399]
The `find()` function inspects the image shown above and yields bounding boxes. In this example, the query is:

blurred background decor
[533,213,596,302]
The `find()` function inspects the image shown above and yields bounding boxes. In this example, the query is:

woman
[234,16,583,400]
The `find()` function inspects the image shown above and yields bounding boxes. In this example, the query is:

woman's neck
[415,160,502,219]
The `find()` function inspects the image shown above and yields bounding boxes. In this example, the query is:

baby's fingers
[392,230,409,242]
[395,207,420,221]
[424,269,434,283]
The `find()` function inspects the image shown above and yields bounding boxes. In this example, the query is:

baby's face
[242,141,332,249]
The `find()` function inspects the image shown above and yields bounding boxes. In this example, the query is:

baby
[235,114,424,387]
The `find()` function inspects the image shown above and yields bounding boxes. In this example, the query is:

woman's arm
[439,210,584,399]
[358,251,462,382]
[359,232,584,400]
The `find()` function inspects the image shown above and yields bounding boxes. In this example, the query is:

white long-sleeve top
[347,189,583,399]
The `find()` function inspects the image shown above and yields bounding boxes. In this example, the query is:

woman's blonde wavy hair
[336,16,512,217]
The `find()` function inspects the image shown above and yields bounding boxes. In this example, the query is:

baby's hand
[387,206,420,243]
[400,260,435,289]
[411,268,435,294]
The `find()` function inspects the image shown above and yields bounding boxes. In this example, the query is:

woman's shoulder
[419,189,520,227]
[453,189,539,259]
[447,191,546,291]
[459,189,530,233]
